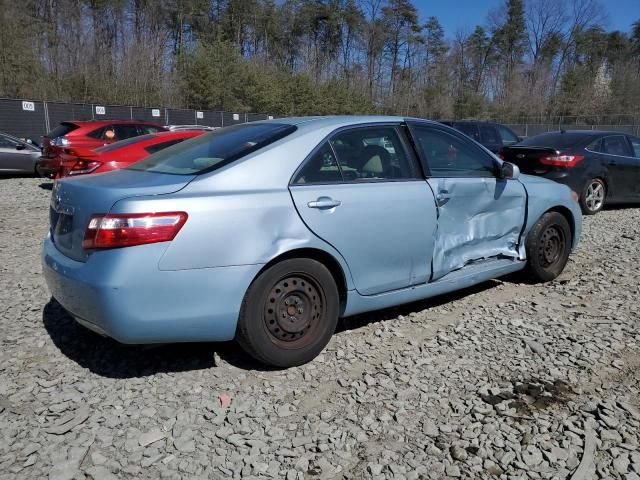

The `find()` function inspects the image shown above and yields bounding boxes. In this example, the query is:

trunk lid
[49,169,195,262]
[500,146,561,175]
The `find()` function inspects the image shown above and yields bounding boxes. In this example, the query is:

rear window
[127,123,297,175]
[519,132,591,149]
[96,134,156,153]
[47,123,78,139]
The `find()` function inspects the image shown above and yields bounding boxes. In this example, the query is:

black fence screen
[0,97,274,141]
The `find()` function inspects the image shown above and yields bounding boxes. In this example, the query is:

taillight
[82,212,188,249]
[69,159,102,175]
[539,154,584,167]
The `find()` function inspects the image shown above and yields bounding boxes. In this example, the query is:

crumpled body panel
[427,177,526,281]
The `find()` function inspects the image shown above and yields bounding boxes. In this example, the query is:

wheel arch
[254,248,349,316]
[546,205,576,245]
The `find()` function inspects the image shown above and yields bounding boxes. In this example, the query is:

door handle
[608,160,617,166]
[308,197,341,209]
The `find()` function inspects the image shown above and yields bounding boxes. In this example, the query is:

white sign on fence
[152,109,161,117]
[196,111,204,119]
[233,113,240,121]
[95,106,106,115]
[22,101,35,111]
[268,115,273,120]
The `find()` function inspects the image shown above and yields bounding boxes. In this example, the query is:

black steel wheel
[236,258,339,368]
[524,211,572,283]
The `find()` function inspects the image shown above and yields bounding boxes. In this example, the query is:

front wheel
[580,178,606,215]
[523,212,572,283]
[236,258,339,368]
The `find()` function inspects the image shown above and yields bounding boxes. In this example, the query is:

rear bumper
[538,171,585,193]
[37,157,61,178]
[42,234,263,343]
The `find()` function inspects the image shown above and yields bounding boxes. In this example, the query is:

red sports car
[57,130,205,178]
[37,120,167,178]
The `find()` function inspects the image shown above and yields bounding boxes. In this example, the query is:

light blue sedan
[43,116,582,367]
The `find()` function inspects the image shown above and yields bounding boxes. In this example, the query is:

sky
[415,0,640,36]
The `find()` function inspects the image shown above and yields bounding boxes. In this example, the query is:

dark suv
[439,121,521,153]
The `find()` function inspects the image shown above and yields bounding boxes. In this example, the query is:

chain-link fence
[0,98,273,141]
[2,97,639,141]
[505,123,640,137]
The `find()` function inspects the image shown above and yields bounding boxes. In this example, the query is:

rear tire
[580,178,606,215]
[236,258,339,368]
[523,212,572,283]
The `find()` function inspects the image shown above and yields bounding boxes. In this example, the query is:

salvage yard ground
[0,177,639,480]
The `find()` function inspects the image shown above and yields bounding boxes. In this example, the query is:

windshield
[127,123,296,175]
[519,132,591,149]
[96,134,156,153]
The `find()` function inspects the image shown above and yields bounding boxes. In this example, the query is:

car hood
[518,173,567,189]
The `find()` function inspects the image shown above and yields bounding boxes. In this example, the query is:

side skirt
[343,258,526,317]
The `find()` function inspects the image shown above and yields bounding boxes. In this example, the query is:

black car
[500,130,640,215]
[439,120,521,153]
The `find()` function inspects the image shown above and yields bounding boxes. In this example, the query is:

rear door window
[87,127,107,139]
[139,125,163,135]
[587,138,602,152]
[602,136,632,156]
[128,123,296,175]
[329,126,419,181]
[292,142,343,184]
[113,124,141,140]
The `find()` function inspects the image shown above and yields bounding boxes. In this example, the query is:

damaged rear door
[407,123,526,281]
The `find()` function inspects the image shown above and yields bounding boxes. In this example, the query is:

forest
[1,0,639,121]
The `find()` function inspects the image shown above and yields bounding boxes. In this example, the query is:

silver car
[0,132,41,175]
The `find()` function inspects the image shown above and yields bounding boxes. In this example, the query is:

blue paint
[42,116,582,346]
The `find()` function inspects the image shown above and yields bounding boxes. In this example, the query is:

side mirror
[16,144,26,151]
[500,162,520,180]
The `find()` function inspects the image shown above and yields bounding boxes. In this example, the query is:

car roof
[439,119,498,124]
[257,115,441,132]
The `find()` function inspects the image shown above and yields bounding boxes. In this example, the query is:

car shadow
[43,280,501,377]
[604,203,640,211]
[39,182,53,190]
[42,299,251,377]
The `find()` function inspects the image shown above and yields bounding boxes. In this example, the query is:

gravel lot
[1,176,639,480]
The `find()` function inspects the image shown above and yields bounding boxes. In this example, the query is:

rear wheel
[580,178,606,215]
[236,258,339,368]
[524,212,572,282]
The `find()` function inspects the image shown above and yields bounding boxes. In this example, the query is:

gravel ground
[1,176,639,480]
